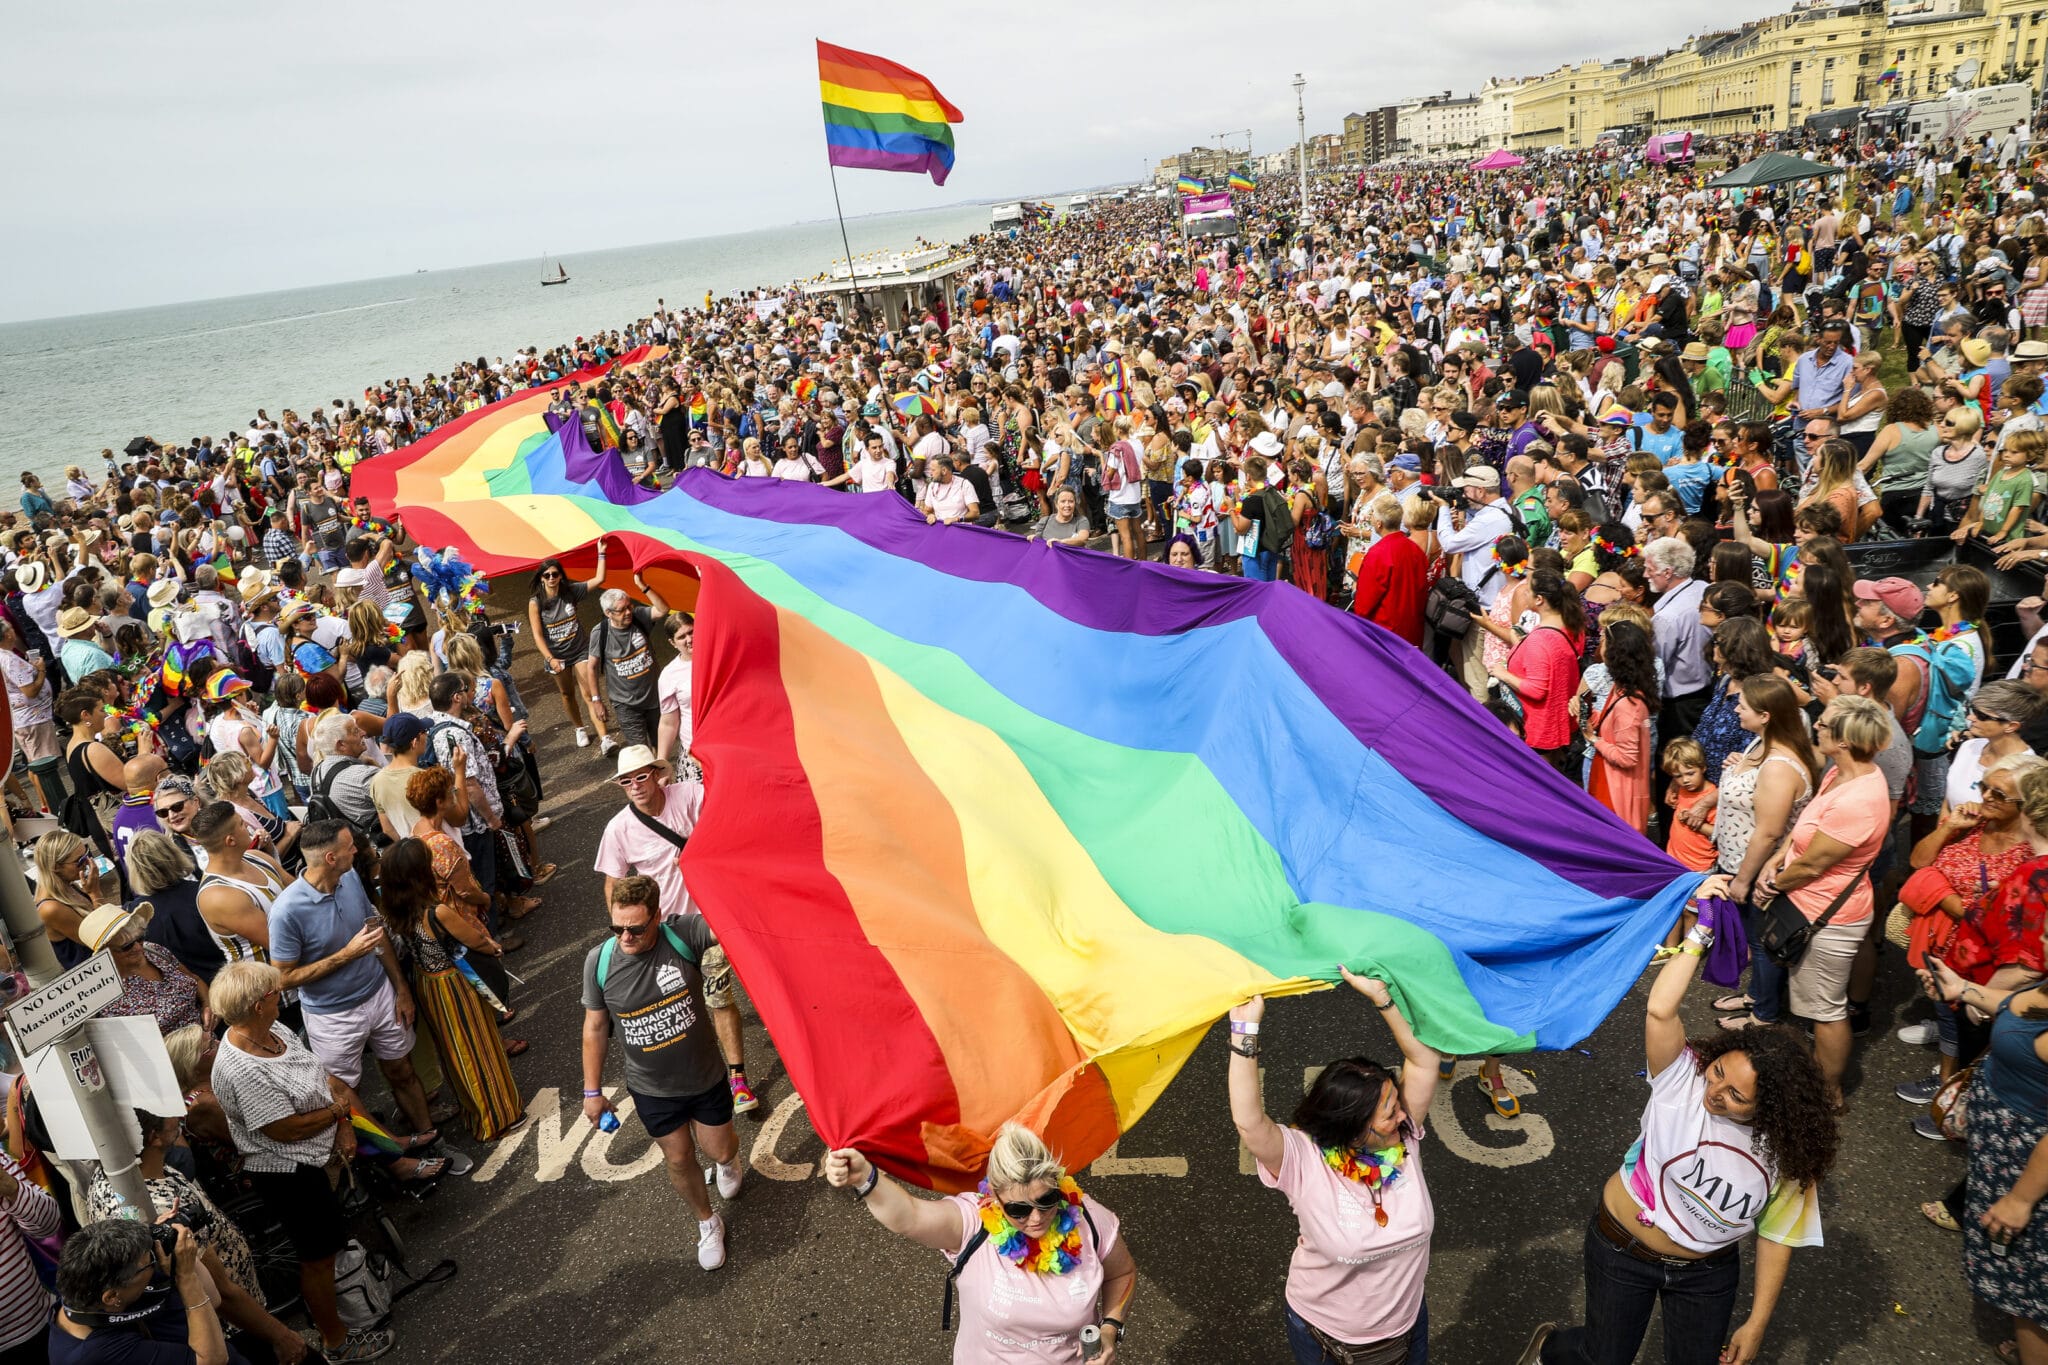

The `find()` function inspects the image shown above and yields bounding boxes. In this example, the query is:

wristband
[1376,1000,1398,1011]
[1228,1020,1260,1035]
[1679,944,1705,958]
[582,1089,603,1098]
[1103,1316,1125,1338]
[854,1165,880,1199]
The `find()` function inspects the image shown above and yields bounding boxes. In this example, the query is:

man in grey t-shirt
[581,875,740,1270]
[591,578,669,751]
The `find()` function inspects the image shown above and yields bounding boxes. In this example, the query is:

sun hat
[333,567,367,590]
[1680,342,1712,363]
[1248,432,1284,457]
[15,563,46,594]
[279,601,318,627]
[613,744,666,780]
[1960,337,1993,367]
[56,607,97,639]
[202,671,251,700]
[146,579,180,608]
[78,902,153,953]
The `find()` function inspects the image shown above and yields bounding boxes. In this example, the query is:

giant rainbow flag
[356,380,1701,1190]
[818,40,963,186]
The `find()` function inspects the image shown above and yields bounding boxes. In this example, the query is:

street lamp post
[1294,73,1310,230]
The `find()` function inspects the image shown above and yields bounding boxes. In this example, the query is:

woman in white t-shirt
[1942,680,2045,811]
[822,1123,1137,1363]
[1519,905,1837,1365]
[1229,967,1442,1363]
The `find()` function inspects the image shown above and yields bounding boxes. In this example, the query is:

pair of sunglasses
[999,1190,1064,1221]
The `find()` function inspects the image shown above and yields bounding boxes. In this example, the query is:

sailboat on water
[540,256,569,287]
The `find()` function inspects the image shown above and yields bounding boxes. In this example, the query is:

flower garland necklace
[977,1177,1086,1274]
[1928,619,1981,646]
[1321,1139,1407,1227]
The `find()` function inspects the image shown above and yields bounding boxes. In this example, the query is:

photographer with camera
[1433,469,1516,700]
[85,1113,309,1364]
[50,1218,233,1365]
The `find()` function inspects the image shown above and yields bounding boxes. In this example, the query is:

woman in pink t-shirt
[822,1123,1136,1363]
[1228,967,1442,1364]
[1756,694,1892,1107]
[1486,568,1586,772]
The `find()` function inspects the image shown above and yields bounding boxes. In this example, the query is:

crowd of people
[2,120,2048,1365]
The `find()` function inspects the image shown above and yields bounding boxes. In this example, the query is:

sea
[0,202,999,485]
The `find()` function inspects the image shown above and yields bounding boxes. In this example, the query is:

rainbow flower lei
[1490,543,1528,578]
[976,1176,1085,1275]
[1927,619,1981,645]
[1590,532,1638,559]
[1321,1141,1407,1197]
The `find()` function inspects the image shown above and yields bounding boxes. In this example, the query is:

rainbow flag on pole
[1175,175,1204,195]
[1879,65,1900,83]
[818,40,964,185]
[357,397,1701,1191]
[1228,171,1255,192]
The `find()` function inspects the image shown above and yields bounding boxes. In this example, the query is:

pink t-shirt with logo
[940,1193,1121,1363]
[1255,1123,1433,1346]
[593,780,703,918]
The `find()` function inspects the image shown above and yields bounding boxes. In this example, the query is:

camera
[1426,485,1468,511]
[149,1201,213,1256]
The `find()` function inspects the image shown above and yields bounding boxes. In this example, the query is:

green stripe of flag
[821,101,957,149]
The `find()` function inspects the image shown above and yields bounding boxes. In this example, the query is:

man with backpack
[306,710,381,848]
[1854,576,1970,843]
[593,744,758,1116]
[581,873,743,1272]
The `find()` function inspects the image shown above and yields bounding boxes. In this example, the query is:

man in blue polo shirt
[1792,322,1855,450]
[268,820,436,1143]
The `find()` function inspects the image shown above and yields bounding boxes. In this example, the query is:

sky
[0,0,1791,324]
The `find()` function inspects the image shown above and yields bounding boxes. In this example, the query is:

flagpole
[826,149,864,325]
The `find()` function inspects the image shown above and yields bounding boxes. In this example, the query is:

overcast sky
[1,0,1789,323]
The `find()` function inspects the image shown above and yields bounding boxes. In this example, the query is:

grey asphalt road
[349,593,2007,1365]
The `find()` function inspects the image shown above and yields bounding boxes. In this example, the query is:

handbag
[1423,574,1482,639]
[1929,1063,1974,1141]
[1757,867,1864,968]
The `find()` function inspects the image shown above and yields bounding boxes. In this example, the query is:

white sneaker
[530,815,553,834]
[697,1214,726,1270]
[707,1160,744,1200]
[1896,1020,1939,1046]
[575,727,590,749]
[599,736,620,758]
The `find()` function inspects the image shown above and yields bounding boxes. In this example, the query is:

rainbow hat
[202,671,251,700]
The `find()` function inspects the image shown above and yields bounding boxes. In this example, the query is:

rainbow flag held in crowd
[1175,175,1204,195]
[356,402,1701,1191]
[818,39,964,185]
[1227,171,1255,192]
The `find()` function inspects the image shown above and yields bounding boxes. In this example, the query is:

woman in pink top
[1583,619,1658,835]
[1229,966,1441,1364]
[1487,568,1585,773]
[1754,694,1893,1107]
[822,1123,1136,1363]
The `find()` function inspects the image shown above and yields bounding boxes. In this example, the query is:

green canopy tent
[1706,151,1843,189]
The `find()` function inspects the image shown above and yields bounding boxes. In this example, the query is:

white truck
[991,203,1023,229]
[1888,81,2033,146]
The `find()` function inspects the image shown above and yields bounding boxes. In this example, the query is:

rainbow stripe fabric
[1175,175,1205,195]
[819,39,963,185]
[1228,172,1255,192]
[356,388,1700,1190]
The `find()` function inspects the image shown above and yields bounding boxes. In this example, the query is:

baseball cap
[382,713,427,751]
[1389,453,1422,472]
[1451,471,1497,493]
[1852,576,1925,622]
[1499,390,1529,409]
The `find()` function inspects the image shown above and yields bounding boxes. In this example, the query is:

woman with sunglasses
[1916,404,1989,537]
[526,543,610,752]
[1229,966,1442,1365]
[823,1121,1136,1364]
[33,828,114,969]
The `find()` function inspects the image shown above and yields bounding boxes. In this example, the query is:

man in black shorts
[581,875,742,1270]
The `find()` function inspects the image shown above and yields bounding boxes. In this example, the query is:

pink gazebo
[1470,149,1525,171]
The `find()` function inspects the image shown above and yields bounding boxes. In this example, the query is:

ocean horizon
[0,199,1016,485]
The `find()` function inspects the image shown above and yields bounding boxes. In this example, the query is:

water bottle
[597,1110,621,1134]
[1079,1325,1103,1361]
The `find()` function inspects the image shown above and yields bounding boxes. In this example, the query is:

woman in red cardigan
[1486,568,1585,773]
[1348,498,1426,645]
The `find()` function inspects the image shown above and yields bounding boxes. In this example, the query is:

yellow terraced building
[1507,0,2048,151]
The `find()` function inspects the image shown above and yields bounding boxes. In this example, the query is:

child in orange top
[1662,737,1718,872]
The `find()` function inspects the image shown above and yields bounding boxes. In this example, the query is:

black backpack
[307,759,382,848]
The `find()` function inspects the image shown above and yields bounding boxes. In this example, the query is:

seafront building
[1190,0,2048,172]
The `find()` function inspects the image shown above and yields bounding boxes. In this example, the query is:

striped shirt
[0,1151,58,1348]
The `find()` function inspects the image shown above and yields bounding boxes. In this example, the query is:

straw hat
[14,562,46,594]
[613,744,667,780]
[56,607,97,639]
[1680,342,1712,363]
[146,579,180,608]
[78,902,153,952]
[1961,337,1993,367]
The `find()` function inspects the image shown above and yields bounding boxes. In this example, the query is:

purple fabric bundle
[1694,896,1750,989]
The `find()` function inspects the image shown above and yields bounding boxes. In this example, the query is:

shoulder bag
[1757,866,1864,967]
